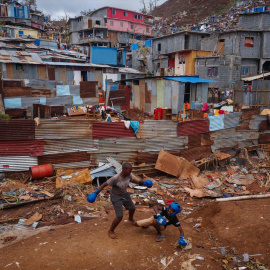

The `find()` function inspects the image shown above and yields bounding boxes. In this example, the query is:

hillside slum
[152,0,270,36]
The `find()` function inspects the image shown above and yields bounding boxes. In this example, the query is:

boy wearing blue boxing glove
[136,202,187,244]
[87,163,153,239]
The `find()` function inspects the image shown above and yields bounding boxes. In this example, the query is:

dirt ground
[0,198,269,270]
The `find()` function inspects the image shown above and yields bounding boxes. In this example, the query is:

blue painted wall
[91,47,117,65]
[122,50,126,66]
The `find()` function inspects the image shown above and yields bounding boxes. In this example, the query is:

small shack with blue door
[119,76,217,114]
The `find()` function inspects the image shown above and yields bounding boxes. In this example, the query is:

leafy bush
[0,113,10,120]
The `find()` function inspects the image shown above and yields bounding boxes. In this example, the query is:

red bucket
[30,164,54,179]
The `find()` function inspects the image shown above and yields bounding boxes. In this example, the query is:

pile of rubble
[1,145,269,241]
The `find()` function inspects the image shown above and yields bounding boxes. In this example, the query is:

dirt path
[0,199,269,270]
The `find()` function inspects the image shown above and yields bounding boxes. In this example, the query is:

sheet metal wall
[35,120,93,139]
[0,140,44,156]
[178,120,209,136]
[0,120,35,140]
[92,122,136,139]
[0,156,38,172]
[137,120,178,139]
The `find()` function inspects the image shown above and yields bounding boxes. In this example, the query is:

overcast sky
[36,0,167,20]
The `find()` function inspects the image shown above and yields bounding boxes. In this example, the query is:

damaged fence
[0,109,269,172]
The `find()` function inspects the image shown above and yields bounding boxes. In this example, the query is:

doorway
[184,83,191,103]
[81,71,87,81]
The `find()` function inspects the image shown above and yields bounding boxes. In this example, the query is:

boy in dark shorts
[137,202,187,245]
[87,163,153,239]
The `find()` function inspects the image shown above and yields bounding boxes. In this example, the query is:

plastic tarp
[145,40,152,48]
[4,98,22,109]
[73,95,83,105]
[209,115,225,131]
[163,76,218,83]
[132,43,138,50]
[40,97,46,105]
[57,85,70,96]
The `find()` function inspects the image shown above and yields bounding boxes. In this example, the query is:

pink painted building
[106,19,151,35]
[69,6,153,46]
[90,7,153,36]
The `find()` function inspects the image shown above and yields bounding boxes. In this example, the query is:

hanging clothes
[202,103,208,112]
[130,121,140,135]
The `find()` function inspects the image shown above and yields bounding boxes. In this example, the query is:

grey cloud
[36,0,167,19]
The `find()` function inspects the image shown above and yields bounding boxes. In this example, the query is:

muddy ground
[0,198,269,270]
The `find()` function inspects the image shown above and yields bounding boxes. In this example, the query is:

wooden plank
[48,67,55,81]
[37,65,48,80]
[155,150,200,179]
[6,63,13,79]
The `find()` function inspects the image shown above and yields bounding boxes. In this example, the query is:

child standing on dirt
[136,202,187,245]
[87,163,153,239]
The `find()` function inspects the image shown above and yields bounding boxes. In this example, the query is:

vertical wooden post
[183,104,185,122]
[233,82,235,112]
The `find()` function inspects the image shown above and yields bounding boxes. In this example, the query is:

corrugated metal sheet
[0,140,44,156]
[38,152,90,165]
[179,146,212,161]
[260,120,270,132]
[53,161,90,169]
[0,120,35,140]
[224,112,242,129]
[249,115,267,130]
[90,152,138,165]
[0,156,38,172]
[36,120,93,139]
[241,107,260,120]
[188,134,202,148]
[137,120,178,139]
[89,138,144,153]
[260,133,270,144]
[43,139,98,155]
[209,115,224,131]
[177,120,209,136]
[144,137,188,152]
[46,96,73,106]
[92,122,136,139]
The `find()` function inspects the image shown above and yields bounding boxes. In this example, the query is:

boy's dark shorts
[110,192,135,218]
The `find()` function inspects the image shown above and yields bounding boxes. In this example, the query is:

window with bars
[207,67,218,77]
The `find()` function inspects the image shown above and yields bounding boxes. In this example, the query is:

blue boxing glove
[87,190,100,203]
[143,180,153,188]
[178,236,187,246]
[157,213,166,226]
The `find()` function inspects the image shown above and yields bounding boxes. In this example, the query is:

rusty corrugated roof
[0,140,44,156]
[0,120,35,141]
[36,120,93,140]
[92,122,136,139]
[178,120,209,136]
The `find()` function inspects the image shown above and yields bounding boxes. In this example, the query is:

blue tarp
[145,40,152,48]
[40,97,46,105]
[132,43,138,51]
[122,50,126,66]
[163,76,218,83]
[4,98,22,109]
[209,115,224,131]
[73,96,83,105]
[57,85,70,96]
